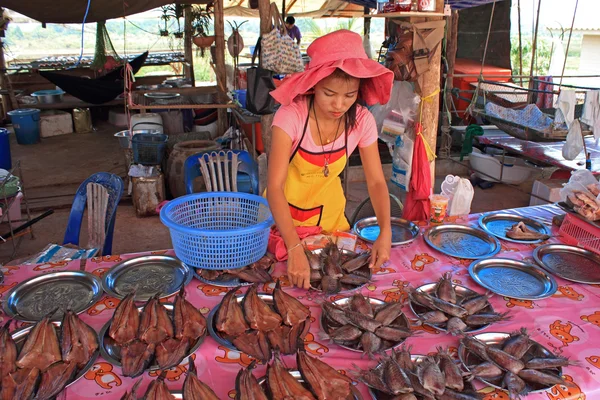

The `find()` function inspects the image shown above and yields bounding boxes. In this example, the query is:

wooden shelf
[365,11,445,17]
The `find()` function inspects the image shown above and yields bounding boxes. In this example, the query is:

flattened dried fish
[0,321,17,379]
[374,302,405,326]
[352,364,390,394]
[16,313,61,372]
[267,352,316,400]
[341,251,371,273]
[35,361,78,400]
[323,324,363,343]
[216,287,249,338]
[183,356,219,400]
[109,292,140,346]
[374,326,413,342]
[139,294,174,345]
[297,350,353,400]
[119,379,142,400]
[174,287,207,342]
[144,371,175,400]
[383,357,413,395]
[501,328,532,359]
[506,222,549,241]
[235,362,268,400]
[0,367,40,400]
[437,272,456,304]
[243,284,282,332]
[437,347,464,391]
[61,310,99,369]
[420,311,449,325]
[121,340,155,378]
[349,293,374,317]
[345,310,382,333]
[361,331,383,359]
[155,337,190,370]
[417,356,445,396]
[320,302,350,326]
[273,280,310,327]
[392,345,414,371]
[230,267,273,283]
[232,330,272,363]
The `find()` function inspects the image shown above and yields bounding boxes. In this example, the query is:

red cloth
[270,30,394,107]
[268,226,322,261]
[402,128,432,222]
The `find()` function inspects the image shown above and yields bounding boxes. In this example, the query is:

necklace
[313,105,343,177]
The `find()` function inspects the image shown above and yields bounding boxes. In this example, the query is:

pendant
[323,160,329,177]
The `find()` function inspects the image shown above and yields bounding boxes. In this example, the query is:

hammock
[39,51,148,104]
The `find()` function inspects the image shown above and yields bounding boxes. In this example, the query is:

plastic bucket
[7,109,41,145]
[0,128,11,170]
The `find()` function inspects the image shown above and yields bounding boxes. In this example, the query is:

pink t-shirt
[272,96,378,156]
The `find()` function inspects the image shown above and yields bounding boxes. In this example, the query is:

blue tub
[7,109,41,145]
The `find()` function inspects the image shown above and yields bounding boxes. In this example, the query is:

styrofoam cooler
[40,110,73,138]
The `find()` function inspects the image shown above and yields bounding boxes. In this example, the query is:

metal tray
[469,258,558,300]
[321,297,411,353]
[533,243,600,284]
[98,303,204,370]
[193,263,275,288]
[102,255,192,302]
[11,321,99,389]
[424,225,501,259]
[309,249,372,293]
[207,293,275,351]
[354,217,419,247]
[258,370,363,400]
[557,201,600,229]
[3,271,103,322]
[409,283,494,333]
[458,332,562,393]
[478,212,551,243]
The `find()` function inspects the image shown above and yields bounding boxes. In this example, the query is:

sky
[510,0,599,34]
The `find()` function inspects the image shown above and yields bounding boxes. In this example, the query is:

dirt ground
[0,121,531,264]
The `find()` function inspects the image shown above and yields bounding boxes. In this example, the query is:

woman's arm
[267,126,311,289]
[359,141,392,268]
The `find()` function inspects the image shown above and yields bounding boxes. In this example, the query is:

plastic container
[429,194,449,224]
[234,89,247,109]
[559,213,600,255]
[417,0,436,11]
[7,109,41,145]
[0,128,11,170]
[160,192,274,269]
[131,133,168,165]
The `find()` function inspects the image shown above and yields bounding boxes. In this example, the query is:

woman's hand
[369,230,391,269]
[287,245,311,289]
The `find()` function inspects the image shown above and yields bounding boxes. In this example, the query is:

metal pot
[31,90,65,104]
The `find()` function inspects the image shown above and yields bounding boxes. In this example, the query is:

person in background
[285,16,302,45]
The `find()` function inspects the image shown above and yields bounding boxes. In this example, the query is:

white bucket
[131,113,164,133]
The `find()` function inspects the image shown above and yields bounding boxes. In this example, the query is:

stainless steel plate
[458,332,562,393]
[309,249,372,293]
[207,293,275,351]
[258,370,363,400]
[11,321,99,388]
[321,296,410,353]
[533,244,600,284]
[424,225,501,259]
[193,263,275,288]
[409,283,494,333]
[3,271,103,322]
[102,255,192,302]
[469,258,558,300]
[98,304,204,370]
[478,212,551,243]
[354,217,420,246]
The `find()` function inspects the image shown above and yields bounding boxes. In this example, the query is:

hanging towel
[581,90,600,141]
[460,124,484,161]
[535,76,554,110]
[554,89,576,129]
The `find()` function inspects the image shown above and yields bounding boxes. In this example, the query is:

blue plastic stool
[7,109,41,145]
[63,172,124,256]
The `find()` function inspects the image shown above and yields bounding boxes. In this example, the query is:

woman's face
[313,74,360,120]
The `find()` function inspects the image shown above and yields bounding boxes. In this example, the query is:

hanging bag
[246,38,277,115]
[261,3,304,74]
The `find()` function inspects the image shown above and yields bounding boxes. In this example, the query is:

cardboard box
[529,179,567,206]
[40,110,73,138]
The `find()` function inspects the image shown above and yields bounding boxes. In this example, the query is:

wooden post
[214,0,228,136]
[259,0,273,154]
[183,5,195,86]
[439,10,458,159]
[526,0,542,104]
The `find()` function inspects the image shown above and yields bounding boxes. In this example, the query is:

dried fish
[430,297,468,319]
[267,325,287,353]
[121,340,156,378]
[503,371,526,400]
[417,356,446,396]
[460,336,491,363]
[465,362,503,381]
[436,389,483,400]
[243,284,282,332]
[305,248,323,271]
[524,357,574,369]
[174,287,207,342]
[460,292,492,315]
[267,352,316,400]
[232,330,272,363]
[407,368,435,399]
[155,337,190,370]
[506,222,550,241]
[341,251,371,273]
[485,347,525,374]
[352,364,390,394]
[60,310,99,369]
[410,291,437,310]
[0,321,17,379]
[464,312,510,326]
[35,361,78,400]
[517,369,566,386]
[320,275,342,294]
[119,379,142,400]
[144,371,175,400]
[383,357,413,395]
[361,331,383,358]
[322,324,363,343]
[109,292,140,345]
[0,367,39,400]
[320,302,351,326]
[437,272,456,304]
[297,350,354,399]
[501,328,532,359]
[230,267,273,283]
[374,302,405,326]
[183,356,219,400]
[273,280,310,327]
[216,287,249,338]
[235,362,268,400]
[139,294,174,345]
[340,274,371,286]
[392,345,414,371]
[374,326,413,342]
[420,310,449,325]
[447,317,468,335]
[345,310,382,333]
[349,293,374,317]
[437,347,464,391]
[16,313,61,372]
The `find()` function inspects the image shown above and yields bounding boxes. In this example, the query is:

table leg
[500,148,506,183]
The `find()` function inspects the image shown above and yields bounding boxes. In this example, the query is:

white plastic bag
[390,134,414,192]
[562,119,583,161]
[441,175,474,216]
[371,81,420,145]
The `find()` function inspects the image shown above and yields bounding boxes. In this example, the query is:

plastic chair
[184,150,259,195]
[348,193,404,228]
[63,172,124,256]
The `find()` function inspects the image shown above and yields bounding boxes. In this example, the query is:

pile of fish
[354,345,482,400]
[506,222,550,241]
[0,310,98,399]
[460,330,574,400]
[120,356,218,400]
[567,187,600,221]
[410,274,510,335]
[214,281,311,362]
[106,287,207,378]
[197,255,275,284]
[321,293,413,358]
[235,350,355,400]
[306,241,372,294]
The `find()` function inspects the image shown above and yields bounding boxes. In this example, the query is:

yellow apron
[284,110,349,233]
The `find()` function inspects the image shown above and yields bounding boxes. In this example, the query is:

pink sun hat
[270,29,394,106]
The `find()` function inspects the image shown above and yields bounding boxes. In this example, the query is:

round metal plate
[309,249,372,293]
[257,370,363,400]
[102,255,192,302]
[409,283,494,333]
[458,332,562,393]
[98,303,204,370]
[533,244,600,284]
[354,217,419,246]
[3,271,103,322]
[321,296,410,353]
[424,225,501,259]
[11,321,99,389]
[478,212,551,244]
[469,258,558,300]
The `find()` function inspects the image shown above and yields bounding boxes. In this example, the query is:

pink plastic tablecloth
[1,204,599,400]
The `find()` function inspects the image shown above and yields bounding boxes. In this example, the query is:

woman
[267,30,395,289]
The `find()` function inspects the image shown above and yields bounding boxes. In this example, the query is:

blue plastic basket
[160,192,274,269]
[132,133,167,165]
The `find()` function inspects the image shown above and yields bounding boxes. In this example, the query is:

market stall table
[1,204,599,399]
